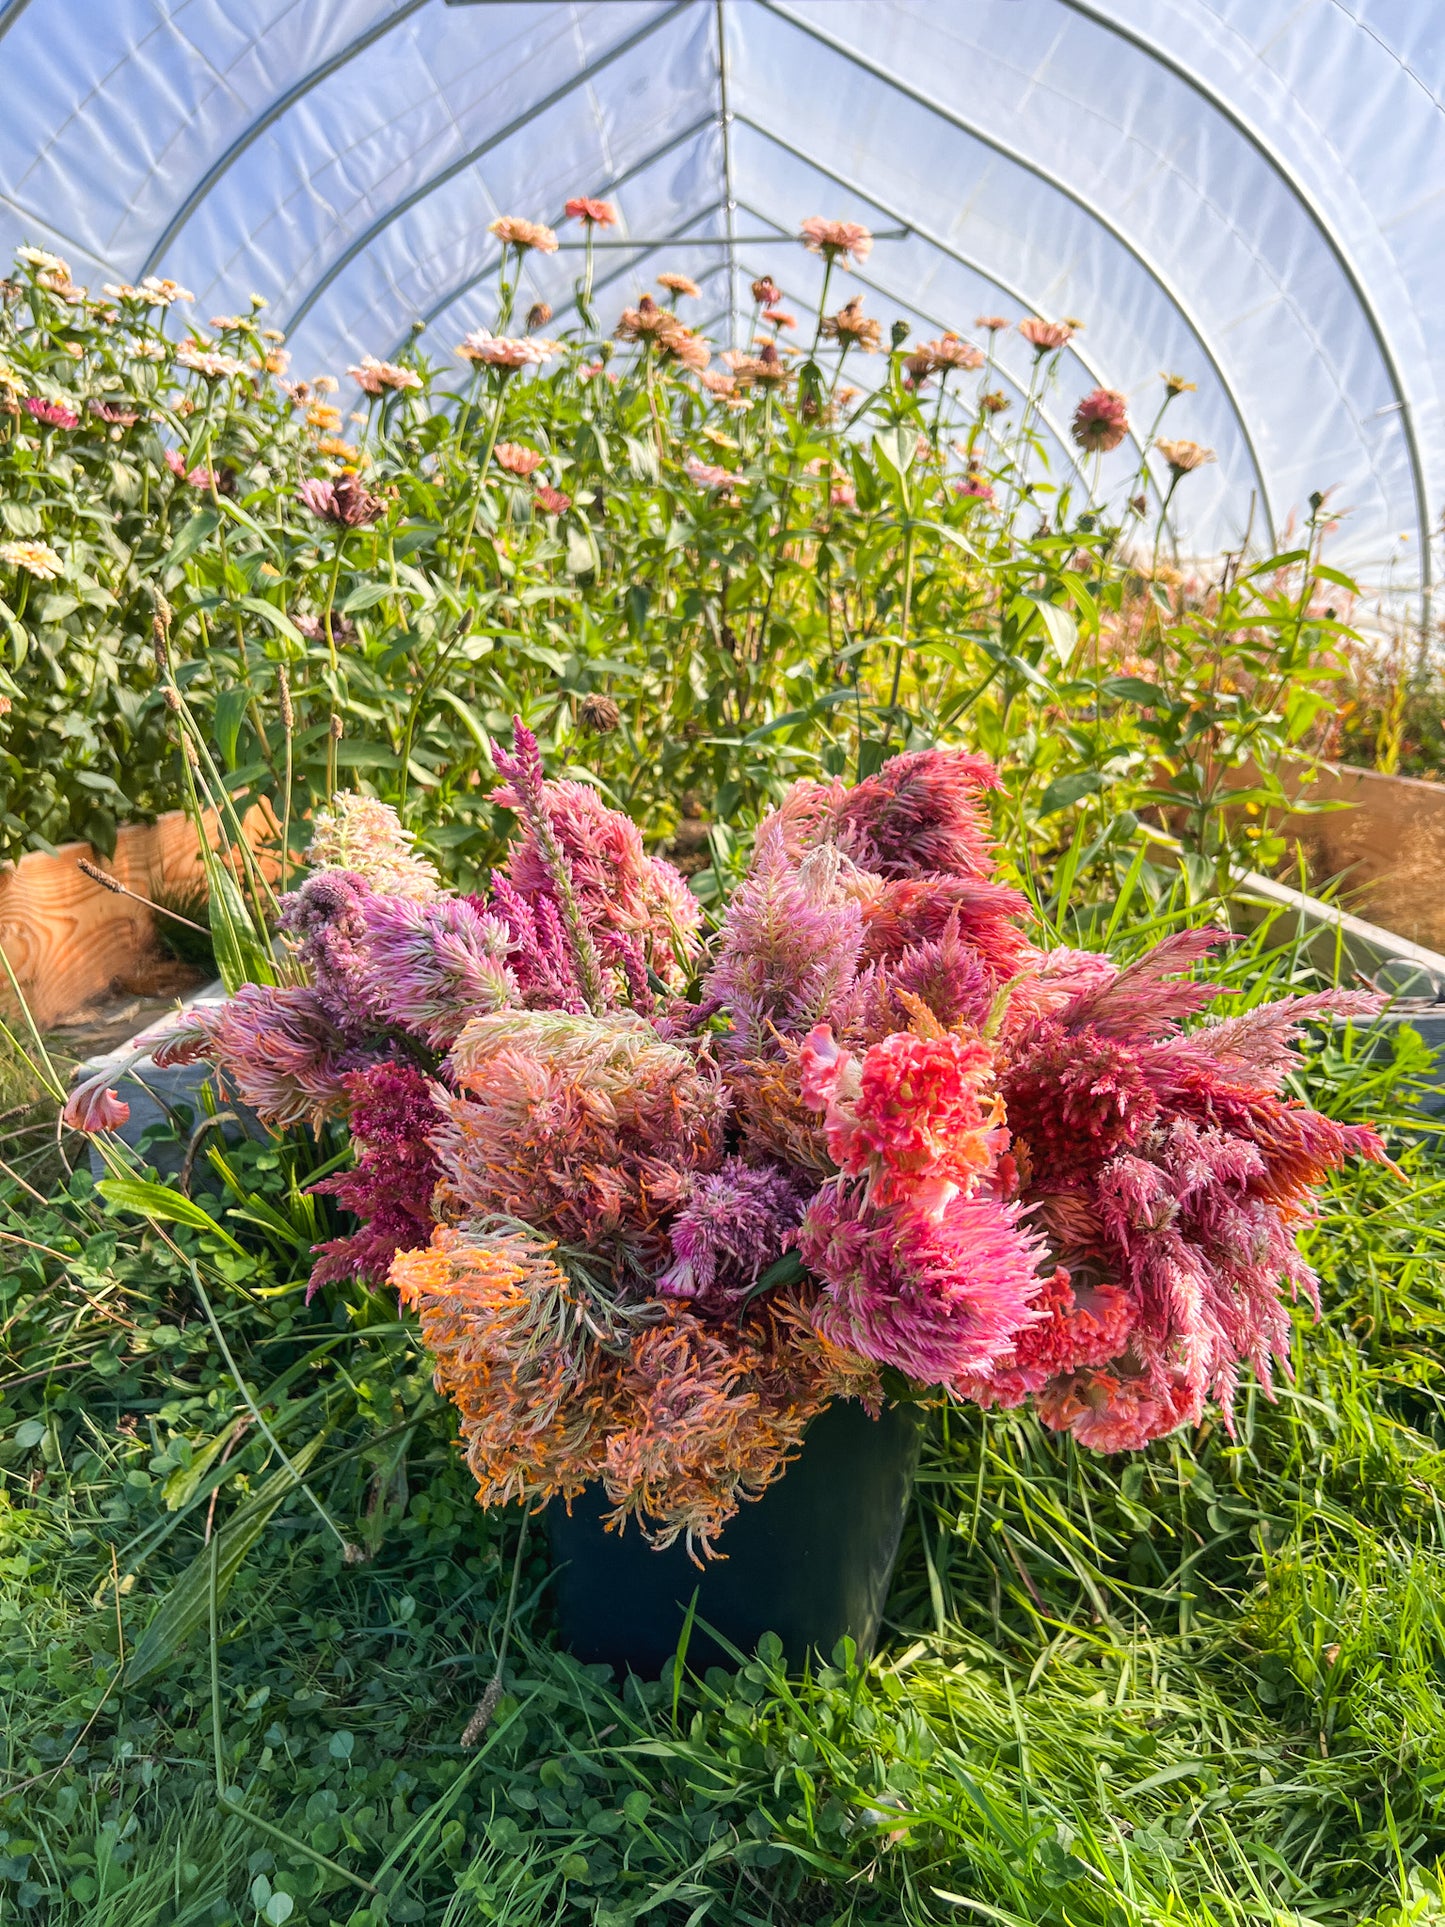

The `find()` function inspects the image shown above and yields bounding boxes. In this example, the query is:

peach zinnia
[488,216,558,254]
[658,272,701,299]
[457,330,556,368]
[799,217,873,266]
[1019,317,1074,354]
[1156,438,1214,475]
[495,442,545,478]
[0,539,63,579]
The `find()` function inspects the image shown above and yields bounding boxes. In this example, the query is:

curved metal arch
[139,0,430,279]
[0,0,34,46]
[753,0,1278,546]
[390,113,721,356]
[732,116,1192,524]
[1057,0,1432,608]
[715,0,739,351]
[285,0,695,336]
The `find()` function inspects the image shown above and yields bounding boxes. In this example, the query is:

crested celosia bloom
[489,216,558,253]
[1072,387,1129,453]
[565,197,617,226]
[0,539,62,579]
[185,726,1387,1554]
[799,217,873,265]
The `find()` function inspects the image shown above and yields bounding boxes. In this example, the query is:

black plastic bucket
[546,1398,922,1676]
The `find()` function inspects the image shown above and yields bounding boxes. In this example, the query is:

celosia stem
[880,519,917,752]
[322,532,346,798]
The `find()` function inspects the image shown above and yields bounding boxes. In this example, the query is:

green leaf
[339,581,398,615]
[214,685,250,770]
[237,596,307,647]
[97,1176,247,1254]
[872,426,915,481]
[1025,595,1078,667]
[126,1434,325,1687]
[163,509,221,571]
[1038,769,1105,816]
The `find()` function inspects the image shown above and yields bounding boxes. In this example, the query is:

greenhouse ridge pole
[138,0,431,279]
[1057,0,1433,627]
[715,0,739,351]
[754,0,1278,548]
[285,0,694,336]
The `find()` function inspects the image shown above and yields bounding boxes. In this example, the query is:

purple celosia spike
[278,870,382,1038]
[492,717,609,1013]
[658,1157,810,1312]
[612,930,654,1012]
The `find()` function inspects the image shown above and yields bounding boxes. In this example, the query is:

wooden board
[1229,762,1445,953]
[0,804,277,1028]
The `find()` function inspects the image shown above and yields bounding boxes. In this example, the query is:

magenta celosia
[278,869,380,1037]
[311,1059,442,1289]
[181,984,360,1129]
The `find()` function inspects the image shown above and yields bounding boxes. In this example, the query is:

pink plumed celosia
[357,894,517,1047]
[306,794,441,899]
[279,870,382,1038]
[798,1179,1044,1385]
[310,1058,442,1289]
[179,984,360,1130]
[658,1157,810,1314]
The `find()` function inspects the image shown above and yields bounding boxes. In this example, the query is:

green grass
[2,976,1445,1925]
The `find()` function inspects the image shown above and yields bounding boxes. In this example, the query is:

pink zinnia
[495,442,545,477]
[1019,317,1074,354]
[533,484,570,514]
[565,197,617,226]
[684,453,743,492]
[799,217,873,266]
[24,397,78,429]
[297,474,386,527]
[1072,387,1129,453]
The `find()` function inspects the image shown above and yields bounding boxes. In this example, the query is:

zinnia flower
[534,484,570,514]
[488,216,559,253]
[821,295,882,352]
[495,442,545,477]
[1071,387,1129,453]
[761,308,796,329]
[457,330,555,368]
[0,539,62,579]
[23,397,78,428]
[656,326,710,370]
[347,355,421,394]
[1156,438,1215,475]
[565,197,617,226]
[1162,372,1196,396]
[297,474,386,527]
[799,217,873,265]
[18,247,66,275]
[751,276,782,305]
[1019,317,1074,354]
[615,295,675,342]
[955,474,995,504]
[657,272,700,298]
[976,315,1009,332]
[684,453,744,491]
[175,343,244,379]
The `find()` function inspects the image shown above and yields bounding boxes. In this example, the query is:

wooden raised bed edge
[0,803,276,1028]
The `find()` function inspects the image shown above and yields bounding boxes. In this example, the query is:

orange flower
[657,271,700,298]
[565,197,617,226]
[495,442,545,477]
[1156,438,1215,475]
[1019,317,1074,354]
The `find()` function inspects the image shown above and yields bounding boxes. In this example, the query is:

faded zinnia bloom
[347,354,422,394]
[751,275,782,305]
[975,314,1010,332]
[657,325,709,371]
[1019,317,1074,354]
[821,294,883,353]
[657,272,701,298]
[614,294,675,341]
[799,217,873,266]
[297,474,386,527]
[1156,438,1215,475]
[495,442,545,477]
[488,215,559,254]
[565,197,617,226]
[0,539,63,579]
[457,330,556,368]
[580,692,622,734]
[1071,387,1129,453]
[525,300,553,333]
[981,389,1011,415]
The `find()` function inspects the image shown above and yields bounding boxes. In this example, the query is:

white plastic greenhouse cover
[1,0,1441,594]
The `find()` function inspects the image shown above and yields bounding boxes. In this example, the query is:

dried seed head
[330,712,344,740]
[183,736,200,769]
[163,685,182,712]
[579,693,622,735]
[277,663,294,730]
[78,857,123,893]
[152,590,172,669]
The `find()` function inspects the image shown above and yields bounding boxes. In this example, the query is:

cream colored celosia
[305,793,441,899]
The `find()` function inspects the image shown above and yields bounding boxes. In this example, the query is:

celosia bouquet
[139,726,1383,1555]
